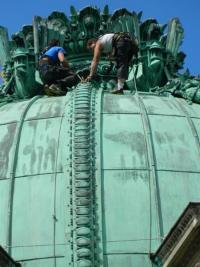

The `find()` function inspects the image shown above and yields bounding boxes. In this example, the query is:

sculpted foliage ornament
[0,5,199,104]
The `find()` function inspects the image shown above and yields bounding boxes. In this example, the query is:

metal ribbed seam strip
[6,95,42,255]
[92,88,104,266]
[173,98,200,158]
[71,83,96,267]
[136,93,164,246]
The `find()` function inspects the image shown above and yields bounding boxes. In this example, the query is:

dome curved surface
[1,89,200,266]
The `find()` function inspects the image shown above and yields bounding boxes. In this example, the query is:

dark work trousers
[39,62,80,90]
[115,38,136,80]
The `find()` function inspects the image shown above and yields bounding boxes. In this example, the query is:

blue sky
[0,0,200,75]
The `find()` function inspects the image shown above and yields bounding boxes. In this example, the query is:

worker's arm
[58,51,70,68]
[85,42,102,81]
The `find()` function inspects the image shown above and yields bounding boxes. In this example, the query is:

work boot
[111,87,124,95]
[44,84,66,96]
[44,84,53,96]
[76,68,90,81]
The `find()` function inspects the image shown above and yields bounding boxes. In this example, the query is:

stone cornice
[151,202,200,267]
[0,246,21,266]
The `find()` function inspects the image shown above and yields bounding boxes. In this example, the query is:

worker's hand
[84,75,93,83]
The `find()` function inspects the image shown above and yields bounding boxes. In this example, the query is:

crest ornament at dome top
[0,5,199,105]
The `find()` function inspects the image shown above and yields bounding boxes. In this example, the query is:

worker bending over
[86,32,138,94]
[39,38,88,96]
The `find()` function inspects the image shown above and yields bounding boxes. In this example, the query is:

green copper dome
[1,88,200,266]
[0,5,200,267]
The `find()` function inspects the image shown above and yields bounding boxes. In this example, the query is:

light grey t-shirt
[98,33,114,54]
